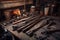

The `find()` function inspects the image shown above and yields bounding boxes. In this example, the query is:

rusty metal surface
[2,16,60,40]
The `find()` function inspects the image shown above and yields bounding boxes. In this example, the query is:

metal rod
[22,17,41,33]
[13,16,40,31]
[17,16,40,32]
[26,20,56,37]
[22,16,48,33]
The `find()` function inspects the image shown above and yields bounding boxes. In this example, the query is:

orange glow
[13,9,21,16]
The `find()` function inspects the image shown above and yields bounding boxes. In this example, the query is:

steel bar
[22,17,41,33]
[22,16,47,33]
[26,20,56,37]
[12,16,40,31]
[17,16,40,32]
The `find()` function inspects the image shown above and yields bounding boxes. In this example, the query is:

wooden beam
[0,0,33,9]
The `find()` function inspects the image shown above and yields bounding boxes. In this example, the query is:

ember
[12,9,21,16]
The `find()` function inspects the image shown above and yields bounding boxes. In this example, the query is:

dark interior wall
[52,0,60,16]
[33,0,60,16]
[33,0,36,6]
[0,10,5,22]
[0,4,32,22]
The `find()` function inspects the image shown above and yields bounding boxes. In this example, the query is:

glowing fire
[13,9,21,16]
